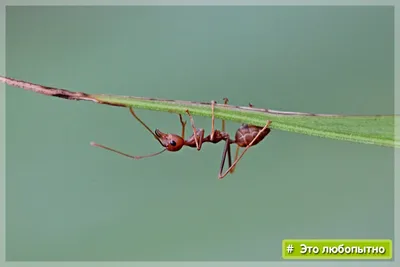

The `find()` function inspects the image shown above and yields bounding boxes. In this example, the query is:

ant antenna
[90,142,166,159]
[129,107,164,147]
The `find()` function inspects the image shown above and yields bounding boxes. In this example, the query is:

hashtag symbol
[286,244,294,254]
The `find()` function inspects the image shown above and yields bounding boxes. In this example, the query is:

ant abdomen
[235,124,271,147]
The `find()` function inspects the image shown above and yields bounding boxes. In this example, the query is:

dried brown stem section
[0,76,97,102]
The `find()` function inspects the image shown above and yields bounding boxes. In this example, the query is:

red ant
[90,98,272,179]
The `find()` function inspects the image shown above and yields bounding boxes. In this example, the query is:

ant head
[155,129,185,152]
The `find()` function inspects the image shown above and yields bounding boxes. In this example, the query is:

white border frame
[0,1,397,266]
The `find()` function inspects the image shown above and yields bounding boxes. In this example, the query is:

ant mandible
[90,98,272,179]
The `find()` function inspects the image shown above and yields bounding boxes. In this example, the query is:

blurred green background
[5,6,394,261]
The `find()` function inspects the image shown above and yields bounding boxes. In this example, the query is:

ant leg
[178,114,187,139]
[225,96,244,170]
[228,145,240,174]
[218,138,233,178]
[210,100,217,141]
[218,120,272,179]
[211,98,229,140]
[129,107,163,147]
[185,109,204,151]
[221,98,229,132]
